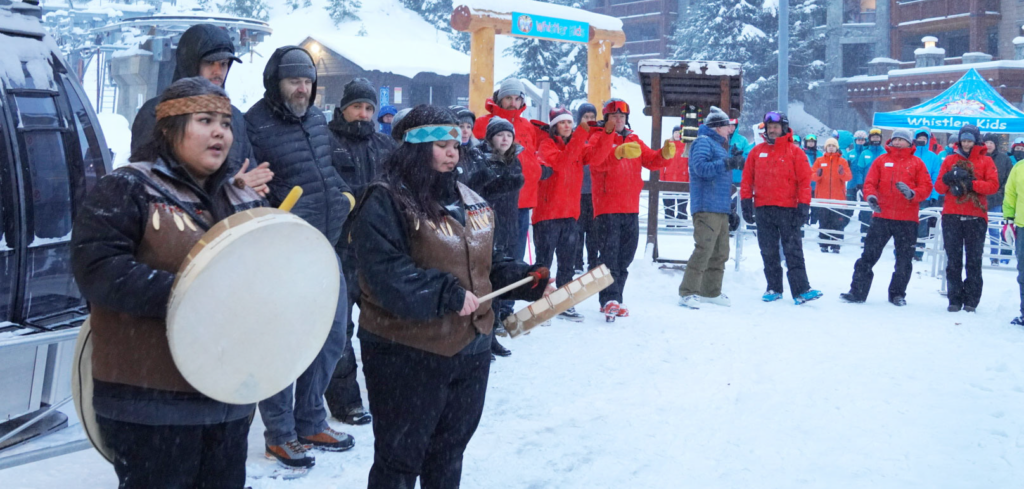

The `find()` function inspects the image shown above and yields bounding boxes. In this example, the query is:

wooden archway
[451,4,626,115]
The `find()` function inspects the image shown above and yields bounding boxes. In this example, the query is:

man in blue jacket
[913,127,943,259]
[853,128,885,236]
[678,107,741,309]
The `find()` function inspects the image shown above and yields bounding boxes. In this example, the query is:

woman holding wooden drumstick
[352,104,554,488]
[70,77,265,488]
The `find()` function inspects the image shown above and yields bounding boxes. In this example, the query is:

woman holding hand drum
[70,77,265,488]
[353,105,553,488]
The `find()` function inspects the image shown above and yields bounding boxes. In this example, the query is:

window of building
[844,0,876,23]
[842,43,873,77]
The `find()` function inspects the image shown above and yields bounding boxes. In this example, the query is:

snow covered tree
[399,0,469,53]
[326,0,361,25]
[220,0,270,21]
[285,0,311,12]
[613,51,637,83]
[788,0,826,101]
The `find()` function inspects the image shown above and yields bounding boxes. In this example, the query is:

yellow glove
[662,140,676,159]
[614,142,643,160]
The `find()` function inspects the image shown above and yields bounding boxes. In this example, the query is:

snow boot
[600,301,620,322]
[336,405,372,426]
[266,440,315,468]
[839,292,864,303]
[889,296,907,307]
[679,295,701,309]
[794,289,823,305]
[702,294,731,307]
[299,427,355,452]
[558,307,584,322]
[616,305,629,317]
[491,337,512,357]
[948,304,962,312]
[762,290,783,302]
[1011,316,1024,326]
[964,306,977,313]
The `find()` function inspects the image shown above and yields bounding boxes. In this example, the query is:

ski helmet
[763,111,789,136]
[602,98,630,127]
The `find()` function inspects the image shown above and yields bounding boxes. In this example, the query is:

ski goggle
[869,128,883,136]
[603,100,630,115]
[764,111,784,123]
[805,135,817,141]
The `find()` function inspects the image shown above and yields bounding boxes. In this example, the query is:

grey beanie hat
[486,116,515,141]
[704,106,730,128]
[278,48,316,81]
[891,128,913,144]
[497,78,526,102]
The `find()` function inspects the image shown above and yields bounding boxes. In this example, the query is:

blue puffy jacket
[688,125,733,214]
[912,128,943,200]
[852,143,884,188]
[730,132,752,184]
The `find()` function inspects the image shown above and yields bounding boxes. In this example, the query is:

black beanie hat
[486,116,515,141]
[576,103,597,122]
[339,77,377,112]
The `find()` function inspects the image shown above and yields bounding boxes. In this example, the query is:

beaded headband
[155,95,232,121]
[404,124,462,144]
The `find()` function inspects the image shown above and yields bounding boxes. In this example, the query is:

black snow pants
[943,214,988,308]
[575,193,598,271]
[595,213,639,305]
[533,217,578,287]
[97,415,249,489]
[326,247,365,416]
[754,205,810,296]
[362,340,490,489]
[848,217,917,301]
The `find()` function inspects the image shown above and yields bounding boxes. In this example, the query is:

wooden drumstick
[279,186,303,212]
[476,276,534,303]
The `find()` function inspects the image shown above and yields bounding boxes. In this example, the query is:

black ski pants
[575,194,598,271]
[534,218,578,287]
[849,218,917,301]
[943,214,988,308]
[362,340,490,489]
[754,206,810,296]
[595,213,639,305]
[326,248,364,416]
[96,415,249,489]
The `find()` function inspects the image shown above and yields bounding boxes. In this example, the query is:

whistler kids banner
[511,12,589,43]
[873,68,1024,133]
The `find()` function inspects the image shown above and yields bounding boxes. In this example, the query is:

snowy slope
[7,228,1024,487]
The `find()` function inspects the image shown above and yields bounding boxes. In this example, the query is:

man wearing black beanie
[574,102,599,273]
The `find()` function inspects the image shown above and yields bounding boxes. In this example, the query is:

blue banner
[379,86,390,107]
[511,12,589,43]
[873,69,1024,133]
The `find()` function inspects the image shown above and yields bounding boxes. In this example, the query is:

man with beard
[325,78,396,427]
[131,24,272,195]
[245,46,356,470]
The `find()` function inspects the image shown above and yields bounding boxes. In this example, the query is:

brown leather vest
[359,183,496,357]
[90,162,262,392]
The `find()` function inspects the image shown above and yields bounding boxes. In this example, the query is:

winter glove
[867,195,882,213]
[614,142,643,160]
[741,198,755,224]
[816,168,823,177]
[896,181,915,200]
[540,165,554,181]
[797,203,811,223]
[728,148,745,170]
[661,140,676,159]
[963,178,974,193]
[528,267,550,288]
[838,165,845,176]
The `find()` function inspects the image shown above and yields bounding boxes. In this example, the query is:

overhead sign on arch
[511,12,589,43]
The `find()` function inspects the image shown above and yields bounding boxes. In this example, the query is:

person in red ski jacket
[472,78,550,262]
[933,124,1000,312]
[661,126,690,222]
[739,111,821,304]
[586,98,675,320]
[809,137,852,252]
[840,129,932,306]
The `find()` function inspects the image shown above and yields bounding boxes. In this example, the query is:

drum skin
[167,208,340,405]
[71,317,115,464]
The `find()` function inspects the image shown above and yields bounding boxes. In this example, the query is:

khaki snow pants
[678,212,731,298]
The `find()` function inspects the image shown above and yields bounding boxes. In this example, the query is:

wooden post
[720,76,731,113]
[646,73,663,260]
[587,39,613,109]
[469,27,495,117]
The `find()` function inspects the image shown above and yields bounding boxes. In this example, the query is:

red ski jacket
[740,132,812,208]
[473,99,548,209]
[862,146,932,222]
[660,141,690,182]
[586,129,672,216]
[933,145,1000,219]
[809,152,851,200]
[534,124,590,223]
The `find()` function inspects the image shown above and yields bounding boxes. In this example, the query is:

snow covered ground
[6,229,1024,488]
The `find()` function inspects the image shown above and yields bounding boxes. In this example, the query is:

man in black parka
[325,78,397,426]
[245,45,356,470]
[131,24,271,194]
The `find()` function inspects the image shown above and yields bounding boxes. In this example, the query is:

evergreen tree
[613,51,637,83]
[220,0,270,21]
[789,0,826,100]
[504,0,589,107]
[399,0,470,53]
[326,0,361,25]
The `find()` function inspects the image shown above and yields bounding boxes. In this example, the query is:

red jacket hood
[484,98,527,122]
[884,145,916,159]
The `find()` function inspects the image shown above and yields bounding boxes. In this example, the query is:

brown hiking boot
[299,427,355,452]
[265,439,315,468]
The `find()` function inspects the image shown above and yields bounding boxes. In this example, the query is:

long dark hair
[381,105,459,223]
[130,77,230,163]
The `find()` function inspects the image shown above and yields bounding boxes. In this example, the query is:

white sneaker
[702,294,731,307]
[678,295,701,309]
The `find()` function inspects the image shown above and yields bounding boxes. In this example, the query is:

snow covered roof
[0,7,48,38]
[868,57,901,64]
[889,59,1024,77]
[0,9,59,90]
[308,34,469,78]
[638,59,742,77]
[459,0,623,31]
